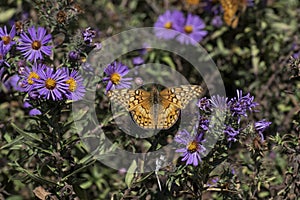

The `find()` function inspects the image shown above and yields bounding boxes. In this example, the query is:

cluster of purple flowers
[0,24,87,116]
[175,90,271,166]
[20,63,85,101]
[154,10,208,45]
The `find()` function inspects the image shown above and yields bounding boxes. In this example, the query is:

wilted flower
[185,0,200,5]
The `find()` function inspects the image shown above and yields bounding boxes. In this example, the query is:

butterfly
[107,85,204,130]
[219,0,248,28]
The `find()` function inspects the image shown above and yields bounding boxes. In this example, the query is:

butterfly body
[107,85,203,130]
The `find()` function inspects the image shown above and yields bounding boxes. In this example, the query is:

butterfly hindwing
[158,85,203,129]
[131,100,155,129]
[108,88,155,129]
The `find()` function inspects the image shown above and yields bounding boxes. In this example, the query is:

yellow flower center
[2,36,11,45]
[31,40,42,50]
[81,56,87,63]
[184,25,193,34]
[110,73,121,84]
[45,78,56,90]
[27,72,39,85]
[187,140,198,153]
[164,21,172,29]
[66,78,77,92]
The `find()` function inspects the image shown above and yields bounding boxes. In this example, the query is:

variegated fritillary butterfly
[107,85,204,130]
[219,0,248,28]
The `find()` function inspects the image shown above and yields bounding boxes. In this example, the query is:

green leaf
[125,160,137,187]
[0,8,16,23]
[258,191,270,198]
[0,136,24,150]
[11,123,42,143]
[14,162,58,185]
[161,56,176,69]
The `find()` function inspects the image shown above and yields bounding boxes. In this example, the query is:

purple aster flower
[247,0,255,7]
[23,101,32,108]
[210,95,228,111]
[102,61,132,92]
[212,15,223,27]
[29,108,42,116]
[20,63,46,92]
[94,42,102,50]
[17,26,52,62]
[207,176,219,186]
[63,67,86,101]
[197,97,211,112]
[3,74,25,92]
[82,27,96,44]
[291,43,300,59]
[229,90,259,119]
[132,56,144,65]
[34,67,69,100]
[0,67,5,78]
[176,13,208,45]
[175,129,206,166]
[224,125,239,142]
[23,100,42,116]
[0,42,9,66]
[154,10,185,40]
[293,51,300,59]
[68,51,80,62]
[255,119,271,141]
[198,116,210,131]
[139,43,151,55]
[0,25,16,51]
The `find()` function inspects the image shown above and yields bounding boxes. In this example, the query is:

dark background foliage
[0,0,299,199]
